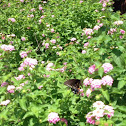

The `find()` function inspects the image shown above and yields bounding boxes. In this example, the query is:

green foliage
[0,0,126,126]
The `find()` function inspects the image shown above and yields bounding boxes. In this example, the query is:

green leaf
[101,89,110,102]
[98,67,104,77]
[23,112,34,119]
[19,97,27,111]
[118,80,125,89]
[79,122,85,126]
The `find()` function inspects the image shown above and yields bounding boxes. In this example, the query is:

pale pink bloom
[8,3,11,7]
[93,101,105,108]
[86,88,92,97]
[120,29,125,34]
[80,93,84,96]
[63,62,67,65]
[52,46,57,49]
[84,42,89,47]
[21,37,26,41]
[24,58,38,66]
[93,25,100,30]
[86,112,95,125]
[39,5,43,10]
[1,82,8,87]
[59,46,63,50]
[47,63,54,68]
[20,0,24,2]
[70,38,76,41]
[102,63,113,73]
[1,44,15,51]
[102,75,113,86]
[82,50,86,54]
[60,118,68,126]
[45,43,49,48]
[30,8,35,12]
[18,67,25,71]
[52,15,55,17]
[83,78,93,86]
[28,73,31,76]
[20,83,25,87]
[42,34,45,37]
[102,2,106,7]
[15,75,25,80]
[108,28,116,35]
[41,61,45,64]
[87,36,91,39]
[56,52,59,55]
[80,0,83,3]
[38,85,43,89]
[46,24,50,27]
[30,14,34,18]
[83,28,93,36]
[41,15,44,19]
[95,10,99,12]
[114,21,123,25]
[101,8,105,11]
[48,112,60,124]
[99,23,103,27]
[7,85,15,93]
[79,89,84,92]
[50,39,56,44]
[8,18,16,22]
[93,108,104,118]
[88,64,96,74]
[51,29,55,33]
[16,86,23,90]
[0,100,10,106]
[20,51,27,58]
[97,20,100,23]
[120,36,123,39]
[91,79,102,89]
[104,105,114,118]
[11,34,16,37]
[46,75,50,77]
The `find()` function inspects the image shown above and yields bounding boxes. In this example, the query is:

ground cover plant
[0,0,126,125]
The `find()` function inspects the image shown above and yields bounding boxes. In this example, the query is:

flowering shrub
[0,0,126,126]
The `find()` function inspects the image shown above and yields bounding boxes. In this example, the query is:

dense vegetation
[0,0,126,126]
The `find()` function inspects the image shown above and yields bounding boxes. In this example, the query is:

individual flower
[86,88,92,97]
[70,38,76,41]
[83,28,93,36]
[88,64,96,74]
[1,82,8,87]
[93,101,105,108]
[60,118,68,126]
[45,43,49,48]
[120,29,125,34]
[20,51,27,58]
[99,23,103,27]
[102,63,113,73]
[82,50,86,54]
[102,75,113,86]
[51,29,55,33]
[21,37,26,41]
[8,18,16,22]
[93,108,104,118]
[80,0,83,3]
[15,75,25,80]
[48,112,60,124]
[91,79,102,89]
[84,42,89,47]
[93,25,100,30]
[104,105,114,118]
[50,39,56,44]
[20,0,24,2]
[7,85,15,93]
[86,112,95,125]
[0,100,10,106]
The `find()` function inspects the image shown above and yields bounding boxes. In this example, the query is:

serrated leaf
[118,80,125,89]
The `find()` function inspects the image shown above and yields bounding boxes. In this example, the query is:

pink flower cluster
[83,75,113,97]
[15,75,25,80]
[1,82,8,87]
[20,51,28,58]
[83,28,93,36]
[8,18,16,22]
[0,100,10,106]
[120,29,125,34]
[108,28,117,35]
[1,44,15,51]
[86,101,114,125]
[88,64,97,74]
[7,85,15,93]
[46,62,54,71]
[102,63,113,73]
[88,63,113,74]
[18,58,38,71]
[48,112,60,124]
[113,20,123,25]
